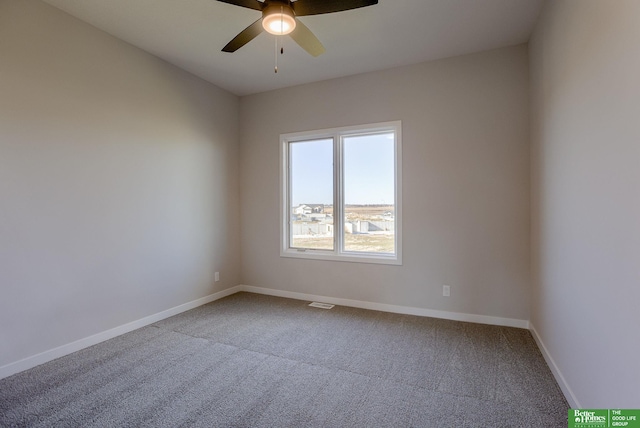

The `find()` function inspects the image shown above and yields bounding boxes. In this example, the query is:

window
[280,121,402,264]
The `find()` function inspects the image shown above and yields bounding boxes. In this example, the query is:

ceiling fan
[217,0,378,57]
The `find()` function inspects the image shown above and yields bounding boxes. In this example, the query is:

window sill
[280,249,402,265]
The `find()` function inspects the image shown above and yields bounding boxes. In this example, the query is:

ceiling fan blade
[289,20,325,57]
[292,0,378,16]
[216,0,263,11]
[222,18,264,52]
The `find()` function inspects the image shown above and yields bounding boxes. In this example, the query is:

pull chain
[274,37,278,73]
[274,6,285,73]
[280,6,284,55]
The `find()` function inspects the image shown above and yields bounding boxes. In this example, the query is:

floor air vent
[308,302,335,309]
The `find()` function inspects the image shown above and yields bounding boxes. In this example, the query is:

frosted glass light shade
[262,7,296,35]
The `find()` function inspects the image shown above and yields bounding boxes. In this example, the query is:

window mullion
[333,134,342,255]
[287,142,293,250]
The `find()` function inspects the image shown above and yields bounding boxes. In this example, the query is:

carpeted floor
[0,292,568,427]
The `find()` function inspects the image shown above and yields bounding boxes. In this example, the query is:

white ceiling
[41,0,543,96]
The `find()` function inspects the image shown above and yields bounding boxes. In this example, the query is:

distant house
[293,204,324,216]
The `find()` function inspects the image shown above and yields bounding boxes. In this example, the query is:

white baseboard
[239,285,529,329]
[0,283,538,382]
[529,322,580,408]
[0,285,243,380]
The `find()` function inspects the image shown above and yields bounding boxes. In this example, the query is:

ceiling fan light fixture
[262,4,296,36]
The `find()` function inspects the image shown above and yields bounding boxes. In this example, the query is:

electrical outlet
[215,272,220,282]
[443,285,450,297]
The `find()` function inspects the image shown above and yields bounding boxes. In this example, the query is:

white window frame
[280,121,402,265]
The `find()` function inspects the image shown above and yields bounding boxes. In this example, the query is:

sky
[290,132,395,206]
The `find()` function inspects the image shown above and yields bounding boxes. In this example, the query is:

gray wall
[0,0,241,367]
[530,0,640,407]
[240,45,531,321]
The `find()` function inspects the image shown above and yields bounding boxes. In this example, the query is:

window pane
[289,139,334,250]
[343,132,395,254]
